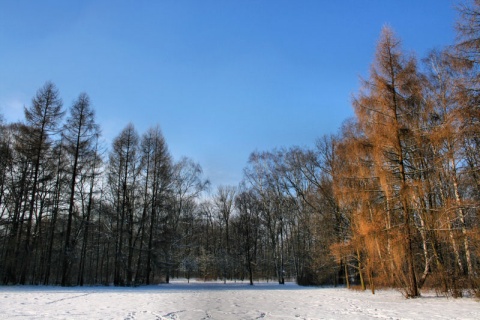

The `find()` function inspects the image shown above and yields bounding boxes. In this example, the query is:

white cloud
[0,96,26,123]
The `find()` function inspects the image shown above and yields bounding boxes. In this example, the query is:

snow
[1,280,479,319]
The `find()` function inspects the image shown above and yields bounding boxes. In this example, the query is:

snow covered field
[1,280,479,319]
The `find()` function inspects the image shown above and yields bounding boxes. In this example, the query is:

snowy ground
[1,280,479,319]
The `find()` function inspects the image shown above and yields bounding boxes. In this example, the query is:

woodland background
[0,1,479,298]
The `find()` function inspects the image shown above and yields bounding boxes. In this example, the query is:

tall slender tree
[139,125,172,284]
[21,82,64,284]
[353,27,424,297]
[61,93,100,286]
[214,185,236,282]
[108,123,140,286]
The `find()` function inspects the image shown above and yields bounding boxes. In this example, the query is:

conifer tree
[21,82,64,284]
[353,27,424,297]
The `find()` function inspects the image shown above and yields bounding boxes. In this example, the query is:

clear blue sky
[0,0,457,188]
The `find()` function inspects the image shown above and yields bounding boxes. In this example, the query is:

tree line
[0,1,479,297]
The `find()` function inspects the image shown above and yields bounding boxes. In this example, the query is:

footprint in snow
[162,310,186,320]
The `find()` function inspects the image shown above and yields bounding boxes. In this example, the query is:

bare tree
[138,125,172,284]
[108,123,140,286]
[20,82,64,284]
[164,157,208,283]
[61,93,100,286]
[214,185,236,282]
[235,188,260,285]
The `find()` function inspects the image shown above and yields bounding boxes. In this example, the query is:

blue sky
[0,0,457,188]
